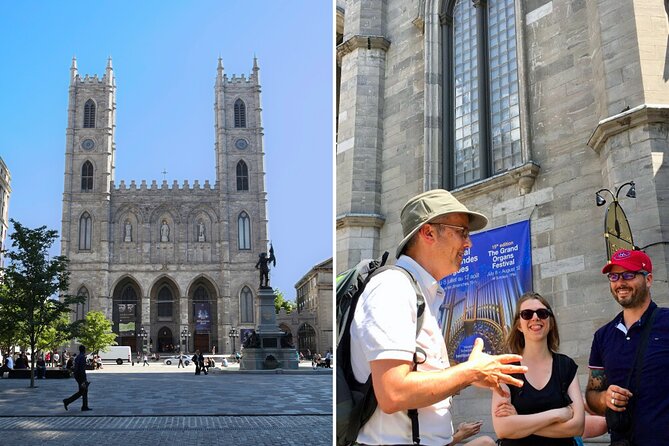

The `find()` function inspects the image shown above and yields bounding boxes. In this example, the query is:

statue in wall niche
[160,220,170,242]
[255,243,276,288]
[198,220,206,242]
[124,220,132,242]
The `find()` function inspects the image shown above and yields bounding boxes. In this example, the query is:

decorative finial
[107,56,113,70]
[71,56,78,70]
[217,56,223,71]
[253,54,259,71]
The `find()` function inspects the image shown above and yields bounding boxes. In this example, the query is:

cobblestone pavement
[0,364,332,444]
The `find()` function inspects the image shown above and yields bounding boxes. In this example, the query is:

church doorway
[194,333,209,353]
[157,326,174,353]
[112,278,142,353]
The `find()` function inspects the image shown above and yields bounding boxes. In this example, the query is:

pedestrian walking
[178,355,185,368]
[63,345,92,412]
[193,350,201,375]
[142,353,149,366]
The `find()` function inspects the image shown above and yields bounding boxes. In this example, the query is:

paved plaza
[0,362,332,445]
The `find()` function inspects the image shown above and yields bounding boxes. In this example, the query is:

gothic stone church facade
[61,57,267,355]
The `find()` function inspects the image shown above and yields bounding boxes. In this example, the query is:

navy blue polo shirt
[589,301,669,444]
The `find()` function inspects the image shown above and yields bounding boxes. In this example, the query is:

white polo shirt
[350,255,453,445]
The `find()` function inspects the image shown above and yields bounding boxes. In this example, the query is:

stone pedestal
[240,286,298,370]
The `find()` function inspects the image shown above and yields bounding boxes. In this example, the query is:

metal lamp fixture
[595,181,637,260]
[180,328,191,354]
[228,327,239,354]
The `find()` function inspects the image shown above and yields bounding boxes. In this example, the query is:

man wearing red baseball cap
[585,249,669,445]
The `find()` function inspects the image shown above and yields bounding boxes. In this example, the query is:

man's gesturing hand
[466,338,527,397]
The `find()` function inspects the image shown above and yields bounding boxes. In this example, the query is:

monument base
[239,286,299,370]
[240,346,299,370]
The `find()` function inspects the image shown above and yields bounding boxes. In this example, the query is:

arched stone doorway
[189,278,218,354]
[112,277,142,353]
[150,276,180,354]
[157,326,174,353]
[298,323,317,356]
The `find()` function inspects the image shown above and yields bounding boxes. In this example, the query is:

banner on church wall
[194,302,211,331]
[118,303,136,336]
[438,220,533,363]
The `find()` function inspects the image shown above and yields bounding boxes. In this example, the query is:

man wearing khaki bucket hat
[349,189,527,445]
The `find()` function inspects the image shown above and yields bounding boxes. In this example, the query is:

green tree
[0,220,83,388]
[35,313,73,355]
[74,311,117,355]
[0,282,23,355]
[273,288,296,314]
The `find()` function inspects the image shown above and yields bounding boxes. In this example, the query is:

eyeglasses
[607,271,648,282]
[430,223,470,239]
[519,308,553,320]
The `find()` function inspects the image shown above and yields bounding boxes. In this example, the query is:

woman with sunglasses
[492,292,584,445]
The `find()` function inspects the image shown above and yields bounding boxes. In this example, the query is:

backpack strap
[386,265,426,445]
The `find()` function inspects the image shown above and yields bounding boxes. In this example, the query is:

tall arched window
[79,212,92,250]
[157,286,173,320]
[240,286,254,323]
[81,161,93,191]
[83,99,96,128]
[76,287,90,321]
[236,160,249,191]
[443,0,522,188]
[234,99,246,128]
[238,211,251,250]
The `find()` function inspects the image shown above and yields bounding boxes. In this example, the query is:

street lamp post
[181,328,191,355]
[138,327,148,354]
[228,327,239,354]
[595,181,637,259]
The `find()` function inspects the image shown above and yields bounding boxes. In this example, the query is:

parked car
[163,355,191,366]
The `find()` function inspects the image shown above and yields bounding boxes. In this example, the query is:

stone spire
[70,56,78,83]
[216,57,224,86]
[105,56,114,85]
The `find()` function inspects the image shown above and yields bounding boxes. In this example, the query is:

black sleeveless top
[498,352,577,446]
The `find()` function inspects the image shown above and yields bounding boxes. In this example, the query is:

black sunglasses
[607,271,648,282]
[519,308,553,320]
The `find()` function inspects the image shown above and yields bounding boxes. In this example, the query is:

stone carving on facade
[124,220,132,242]
[160,220,169,242]
[198,220,206,242]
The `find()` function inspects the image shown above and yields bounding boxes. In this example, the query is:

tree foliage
[0,220,83,387]
[74,311,117,354]
[273,288,296,314]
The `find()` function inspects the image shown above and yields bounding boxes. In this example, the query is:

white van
[97,346,132,365]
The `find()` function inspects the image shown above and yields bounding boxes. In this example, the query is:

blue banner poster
[438,220,532,363]
[194,302,211,331]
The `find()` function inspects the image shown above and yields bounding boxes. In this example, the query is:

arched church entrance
[157,326,174,353]
[189,278,218,354]
[112,278,142,353]
[298,323,317,356]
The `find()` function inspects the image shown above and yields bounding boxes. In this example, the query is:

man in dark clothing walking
[193,350,201,375]
[63,345,91,411]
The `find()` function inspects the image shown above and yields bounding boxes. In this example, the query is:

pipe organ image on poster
[438,220,533,363]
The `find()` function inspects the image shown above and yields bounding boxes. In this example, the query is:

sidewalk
[0,363,332,444]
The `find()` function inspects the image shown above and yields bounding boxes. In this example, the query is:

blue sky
[0,2,333,299]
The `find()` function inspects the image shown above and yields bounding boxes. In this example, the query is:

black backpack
[336,252,425,446]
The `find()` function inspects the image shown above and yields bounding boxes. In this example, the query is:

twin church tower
[61,57,268,355]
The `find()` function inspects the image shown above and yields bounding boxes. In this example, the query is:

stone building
[61,57,269,355]
[276,258,333,356]
[337,0,669,433]
[0,157,10,270]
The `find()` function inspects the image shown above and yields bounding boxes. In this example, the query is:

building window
[443,0,522,188]
[79,212,92,250]
[240,286,254,323]
[76,287,90,321]
[157,286,172,320]
[83,99,96,129]
[234,99,246,128]
[238,211,251,250]
[236,160,249,191]
[81,161,93,191]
